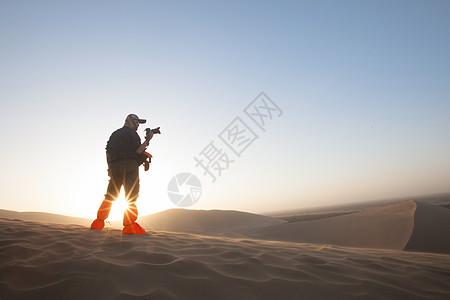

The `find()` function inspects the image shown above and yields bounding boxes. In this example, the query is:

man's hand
[142,130,153,148]
[145,129,154,141]
[136,129,154,154]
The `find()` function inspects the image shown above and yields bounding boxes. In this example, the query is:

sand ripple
[1,218,450,299]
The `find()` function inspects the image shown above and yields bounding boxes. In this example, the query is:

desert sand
[1,200,449,299]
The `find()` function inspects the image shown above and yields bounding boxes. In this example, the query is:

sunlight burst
[107,191,129,221]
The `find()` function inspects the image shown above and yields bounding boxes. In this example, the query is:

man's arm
[135,130,153,154]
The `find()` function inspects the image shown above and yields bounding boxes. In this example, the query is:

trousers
[105,159,140,203]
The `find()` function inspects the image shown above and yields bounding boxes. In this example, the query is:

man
[90,113,153,234]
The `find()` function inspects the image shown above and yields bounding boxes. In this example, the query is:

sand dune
[245,200,450,254]
[136,208,285,236]
[1,217,449,299]
[405,201,450,254]
[0,208,284,234]
[123,200,450,254]
[3,200,449,255]
[246,200,415,250]
[0,209,92,227]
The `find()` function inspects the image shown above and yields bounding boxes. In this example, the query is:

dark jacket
[106,126,141,166]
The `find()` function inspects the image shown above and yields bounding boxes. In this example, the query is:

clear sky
[1,0,449,220]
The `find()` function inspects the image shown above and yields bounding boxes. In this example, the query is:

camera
[145,127,161,138]
[150,127,161,134]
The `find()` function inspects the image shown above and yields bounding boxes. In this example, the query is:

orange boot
[90,200,113,230]
[122,203,146,235]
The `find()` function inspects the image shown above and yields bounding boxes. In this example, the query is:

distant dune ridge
[137,208,285,236]
[1,200,450,254]
[247,200,450,254]
[1,200,450,299]
[0,209,92,227]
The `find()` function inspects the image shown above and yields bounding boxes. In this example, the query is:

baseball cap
[128,114,146,124]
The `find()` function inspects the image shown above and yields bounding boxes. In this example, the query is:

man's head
[124,114,146,130]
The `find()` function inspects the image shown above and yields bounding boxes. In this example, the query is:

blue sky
[1,0,449,219]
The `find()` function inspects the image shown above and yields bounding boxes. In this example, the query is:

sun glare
[107,191,129,221]
[71,159,175,220]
